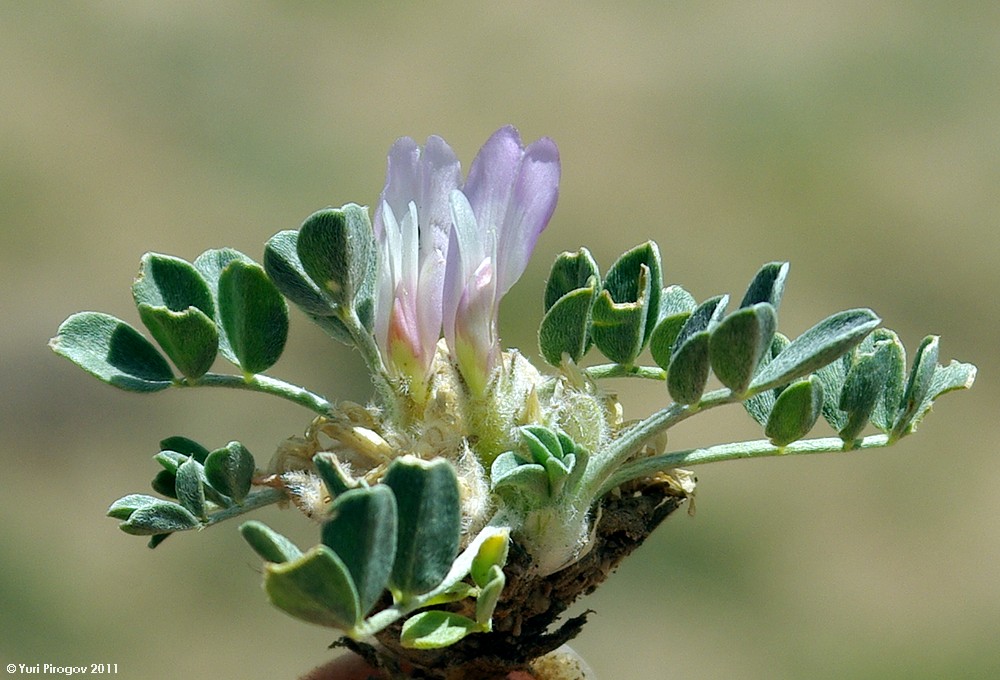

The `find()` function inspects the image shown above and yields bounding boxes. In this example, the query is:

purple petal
[415,136,462,260]
[374,137,420,239]
[463,126,524,251]
[374,135,461,245]
[495,136,560,296]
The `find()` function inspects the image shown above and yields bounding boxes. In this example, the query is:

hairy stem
[584,363,666,381]
[182,373,334,416]
[599,434,892,496]
[203,486,288,527]
[340,307,398,419]
[581,387,738,496]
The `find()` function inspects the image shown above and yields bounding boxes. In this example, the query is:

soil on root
[344,476,688,680]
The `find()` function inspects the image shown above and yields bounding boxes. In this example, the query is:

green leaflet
[590,242,663,365]
[743,333,790,425]
[175,456,208,520]
[264,545,361,630]
[709,303,777,395]
[204,441,255,504]
[217,260,289,375]
[491,454,550,506]
[664,295,727,404]
[867,330,907,433]
[137,304,218,379]
[906,360,976,432]
[264,230,356,346]
[320,486,397,617]
[160,436,210,462]
[817,329,907,440]
[658,284,698,320]
[539,283,597,366]
[474,565,505,627]
[51,312,175,392]
[132,252,216,317]
[589,266,652,365]
[544,247,600,312]
[313,452,356,497]
[602,241,662,345]
[836,339,898,443]
[673,295,728,352]
[667,330,710,405]
[383,457,461,600]
[739,261,789,311]
[890,337,976,440]
[117,500,201,536]
[400,611,482,650]
[107,494,163,520]
[750,308,880,393]
[296,205,377,330]
[132,253,219,379]
[240,521,303,564]
[264,230,338,316]
[155,449,232,510]
[193,248,255,366]
[765,376,824,447]
[648,285,697,370]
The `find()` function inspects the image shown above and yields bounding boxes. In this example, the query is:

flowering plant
[52,126,975,679]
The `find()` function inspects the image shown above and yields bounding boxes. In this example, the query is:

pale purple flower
[444,127,560,395]
[373,135,461,400]
[373,127,560,399]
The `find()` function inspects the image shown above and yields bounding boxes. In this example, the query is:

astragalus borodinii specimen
[53,126,975,679]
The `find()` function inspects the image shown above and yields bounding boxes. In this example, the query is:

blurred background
[2,3,997,678]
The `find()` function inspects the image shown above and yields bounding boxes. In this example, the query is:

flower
[373,126,560,400]
[444,127,560,395]
[373,135,461,401]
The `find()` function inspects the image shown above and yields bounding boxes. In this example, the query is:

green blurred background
[3,3,997,678]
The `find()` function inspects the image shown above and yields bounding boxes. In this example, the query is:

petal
[415,246,446,366]
[386,292,430,393]
[399,201,419,294]
[416,136,462,262]
[463,126,524,252]
[375,201,403,351]
[374,135,461,249]
[451,259,499,395]
[374,137,420,239]
[494,136,560,297]
[443,191,484,352]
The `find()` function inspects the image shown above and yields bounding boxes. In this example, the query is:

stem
[183,373,334,416]
[599,434,891,496]
[342,307,387,379]
[584,363,666,381]
[203,486,287,527]
[341,307,399,420]
[581,387,738,496]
